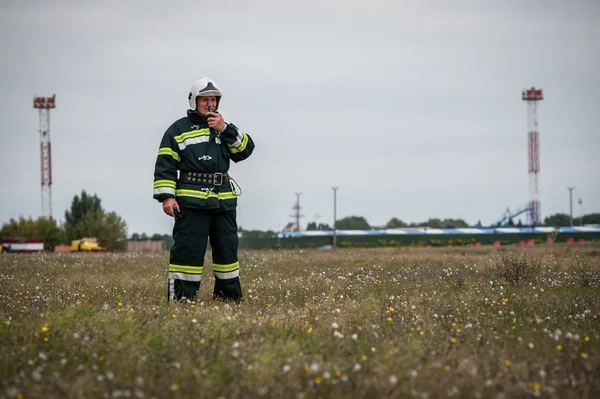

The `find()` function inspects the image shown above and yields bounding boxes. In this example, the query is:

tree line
[304,216,470,230]
[544,213,600,227]
[296,213,600,233]
[3,194,598,250]
[0,191,127,251]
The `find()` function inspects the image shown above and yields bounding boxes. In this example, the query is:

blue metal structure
[494,204,534,226]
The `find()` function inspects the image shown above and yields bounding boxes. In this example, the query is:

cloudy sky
[1,0,598,235]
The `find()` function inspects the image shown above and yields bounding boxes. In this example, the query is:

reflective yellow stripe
[218,192,237,200]
[169,269,203,274]
[170,264,202,269]
[169,264,204,273]
[158,148,180,161]
[174,129,210,143]
[213,261,239,272]
[176,189,236,201]
[176,189,217,200]
[229,133,249,153]
[154,180,176,188]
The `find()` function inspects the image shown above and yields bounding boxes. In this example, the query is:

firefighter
[153,77,255,302]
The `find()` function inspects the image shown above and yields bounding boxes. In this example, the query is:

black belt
[180,171,229,186]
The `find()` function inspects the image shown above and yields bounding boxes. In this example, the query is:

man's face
[196,96,218,116]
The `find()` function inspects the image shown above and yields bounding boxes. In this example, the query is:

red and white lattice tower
[522,87,543,226]
[33,95,56,219]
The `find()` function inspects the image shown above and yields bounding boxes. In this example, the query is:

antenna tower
[33,95,56,219]
[522,87,543,226]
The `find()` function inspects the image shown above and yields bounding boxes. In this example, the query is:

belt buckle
[213,172,223,185]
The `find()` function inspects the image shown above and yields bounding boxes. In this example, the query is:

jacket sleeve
[153,129,180,202]
[219,123,255,163]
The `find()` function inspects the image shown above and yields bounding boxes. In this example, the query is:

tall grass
[1,244,598,398]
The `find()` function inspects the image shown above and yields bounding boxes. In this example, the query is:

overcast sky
[1,0,598,235]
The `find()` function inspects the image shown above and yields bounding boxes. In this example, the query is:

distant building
[1,237,44,253]
[127,240,165,253]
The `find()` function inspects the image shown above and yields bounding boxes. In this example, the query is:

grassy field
[1,243,599,398]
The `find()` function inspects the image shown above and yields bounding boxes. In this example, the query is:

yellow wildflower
[450,337,457,344]
[41,326,49,332]
[556,345,562,351]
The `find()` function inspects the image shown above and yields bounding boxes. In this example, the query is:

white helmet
[188,77,222,110]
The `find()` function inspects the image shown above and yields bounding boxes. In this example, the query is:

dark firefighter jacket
[153,110,255,210]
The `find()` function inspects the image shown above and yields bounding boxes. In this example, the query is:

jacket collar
[187,109,208,124]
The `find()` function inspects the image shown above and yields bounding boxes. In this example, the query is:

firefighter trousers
[168,208,242,302]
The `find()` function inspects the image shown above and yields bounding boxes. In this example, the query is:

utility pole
[567,187,575,226]
[578,198,583,226]
[291,192,303,232]
[332,186,338,248]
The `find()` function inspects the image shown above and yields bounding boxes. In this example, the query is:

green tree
[306,222,317,231]
[317,223,332,230]
[74,210,127,251]
[0,217,65,251]
[100,211,128,251]
[544,213,570,226]
[386,218,407,228]
[335,216,370,230]
[425,218,442,228]
[63,191,128,251]
[439,218,469,228]
[64,191,103,241]
[582,213,600,225]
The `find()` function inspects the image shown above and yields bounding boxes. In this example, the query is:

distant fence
[127,240,165,253]
[239,226,600,249]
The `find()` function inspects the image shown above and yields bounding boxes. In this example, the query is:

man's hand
[207,112,226,132]
[162,198,180,217]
